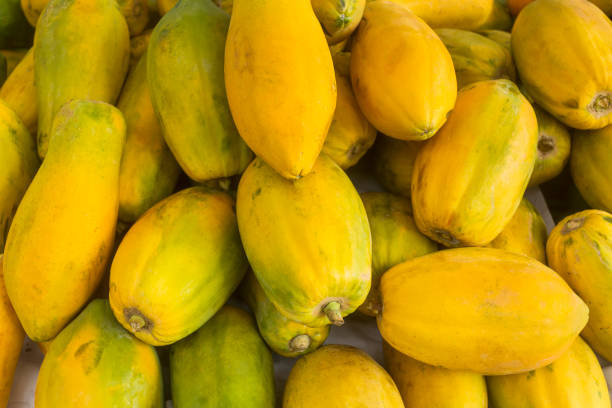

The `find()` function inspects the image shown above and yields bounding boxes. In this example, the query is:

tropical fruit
[510,0,612,15]
[157,0,177,14]
[591,0,612,14]
[20,0,48,25]
[529,105,571,187]
[0,48,28,74]
[0,54,6,86]
[0,48,37,135]
[225,0,336,179]
[3,100,125,342]
[412,80,538,247]
[0,0,33,48]
[170,306,275,408]
[129,28,152,69]
[311,0,365,44]
[118,0,149,35]
[378,247,589,375]
[372,136,422,197]
[283,345,404,408]
[477,0,512,30]
[237,155,371,327]
[351,1,456,140]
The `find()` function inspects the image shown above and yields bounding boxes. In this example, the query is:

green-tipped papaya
[311,0,365,44]
[0,48,37,135]
[372,136,422,197]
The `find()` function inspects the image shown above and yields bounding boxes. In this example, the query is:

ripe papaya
[507,0,531,15]
[372,136,422,197]
[351,1,456,141]
[378,247,589,375]
[512,0,612,129]
[129,28,152,69]
[240,272,330,358]
[571,124,612,212]
[510,0,612,16]
[157,0,177,14]
[0,0,33,48]
[148,0,252,182]
[118,0,149,35]
[225,0,336,179]
[487,337,610,408]
[0,48,37,135]
[475,29,516,82]
[171,305,275,408]
[311,0,365,44]
[21,0,48,25]
[0,48,28,75]
[359,192,437,316]
[237,155,371,327]
[283,345,404,408]
[383,341,487,408]
[110,187,248,346]
[412,80,538,247]
[35,299,164,408]
[117,52,180,223]
[477,0,512,31]
[547,210,612,362]
[3,100,125,342]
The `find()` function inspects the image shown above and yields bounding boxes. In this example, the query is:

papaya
[157,0,177,14]
[510,0,612,16]
[129,28,152,69]
[512,0,612,129]
[528,105,571,187]
[412,80,538,247]
[359,192,437,316]
[170,305,275,408]
[0,256,25,408]
[148,0,252,182]
[311,0,365,44]
[283,344,404,407]
[0,48,37,135]
[435,29,513,89]
[118,52,180,224]
[118,0,149,35]
[372,136,422,197]
[571,124,612,213]
[487,198,548,263]
[38,339,52,354]
[225,0,335,179]
[547,210,612,362]
[3,100,125,342]
[477,0,512,30]
[0,0,33,48]
[0,99,38,251]
[487,337,610,408]
[21,0,48,25]
[110,187,248,346]
[351,1,456,141]
[378,247,588,375]
[507,0,531,15]
[383,341,487,408]
[215,0,233,13]
[0,54,6,86]
[475,29,516,82]
[591,0,612,15]
[240,272,330,358]
[237,155,371,327]
[0,48,28,75]
[34,0,130,159]
[329,38,348,56]
[35,299,164,408]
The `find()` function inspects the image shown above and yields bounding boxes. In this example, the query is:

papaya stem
[432,228,461,247]
[588,92,612,118]
[289,334,311,352]
[562,217,585,234]
[324,301,344,326]
[124,308,148,332]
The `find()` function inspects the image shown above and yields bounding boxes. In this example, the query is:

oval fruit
[129,29,152,69]
[351,1,456,140]
[378,247,589,375]
[381,0,495,30]
[475,29,517,82]
[372,136,422,197]
[157,0,177,14]
[237,155,371,327]
[510,0,612,15]
[0,48,28,75]
[412,80,538,247]
[283,345,404,408]
[0,48,37,135]
[118,0,149,35]
[311,0,365,44]
[477,0,512,30]
[20,0,49,25]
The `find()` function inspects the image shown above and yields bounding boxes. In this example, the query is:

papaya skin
[3,100,126,342]
[0,48,28,75]
[0,48,37,135]
[129,28,152,69]
[372,136,422,197]
[311,0,366,44]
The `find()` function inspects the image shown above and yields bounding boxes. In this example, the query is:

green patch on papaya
[604,216,612,224]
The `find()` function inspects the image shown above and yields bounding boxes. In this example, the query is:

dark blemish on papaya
[252,187,261,200]
[74,340,95,358]
[526,370,536,380]
[563,99,579,109]
[537,135,555,157]
[604,216,612,224]
[564,237,574,246]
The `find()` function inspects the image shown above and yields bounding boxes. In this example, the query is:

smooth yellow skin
[373,136,422,197]
[225,0,336,179]
[34,0,130,159]
[129,28,151,69]
[3,100,126,342]
[351,1,456,141]
[237,155,372,327]
[0,99,38,250]
[378,247,589,375]
[0,48,37,135]
[412,80,538,247]
[283,345,404,408]
[383,342,487,408]
[0,48,28,74]
[487,198,548,263]
[311,0,365,44]
[0,256,24,408]
[571,124,612,212]
[488,337,610,408]
[118,52,180,223]
[20,0,48,25]
[512,0,612,130]
[322,71,376,170]
[547,210,612,362]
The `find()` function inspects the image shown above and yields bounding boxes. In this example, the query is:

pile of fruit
[1,0,611,406]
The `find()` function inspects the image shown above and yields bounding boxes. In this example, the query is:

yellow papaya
[372,136,422,197]
[216,0,232,13]
[225,0,336,179]
[477,0,512,30]
[118,52,180,223]
[0,48,28,75]
[3,100,126,342]
[35,299,164,407]
[283,345,404,408]
[510,0,612,17]
[359,192,437,316]
[571,125,612,212]
[383,341,487,408]
[378,247,589,375]
[118,0,149,35]
[487,337,610,408]
[109,187,248,346]
[311,0,365,44]
[34,0,130,159]
[351,1,456,141]
[329,38,348,56]
[512,0,612,129]
[547,210,612,362]
[412,80,538,247]
[0,48,37,135]
[37,339,52,354]
[129,28,152,69]
[157,0,177,14]
[237,155,371,327]
[478,29,510,50]
[21,0,48,25]
[148,0,252,182]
